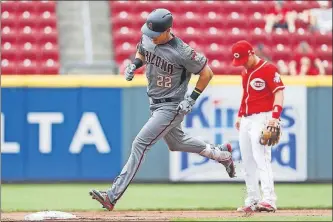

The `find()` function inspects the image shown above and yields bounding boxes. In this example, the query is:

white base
[24,211,76,221]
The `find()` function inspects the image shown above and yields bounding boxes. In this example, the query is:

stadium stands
[110,0,332,75]
[1,0,59,75]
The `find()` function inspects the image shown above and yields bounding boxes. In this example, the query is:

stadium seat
[204,43,226,61]
[249,28,270,45]
[316,44,333,61]
[244,1,275,15]
[17,59,39,75]
[224,28,248,45]
[225,12,248,29]
[209,60,228,75]
[40,59,60,75]
[110,1,136,14]
[314,31,332,47]
[2,26,17,44]
[248,12,266,29]
[271,28,291,47]
[202,12,225,29]
[1,59,17,75]
[1,42,17,60]
[114,42,137,64]
[290,28,313,47]
[201,27,225,45]
[36,1,57,13]
[271,44,292,62]
[221,1,246,14]
[41,42,59,61]
[179,27,204,45]
[178,12,203,29]
[18,42,40,60]
[200,1,223,14]
[1,11,17,27]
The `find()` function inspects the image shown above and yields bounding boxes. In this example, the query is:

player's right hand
[124,64,136,81]
[235,117,241,131]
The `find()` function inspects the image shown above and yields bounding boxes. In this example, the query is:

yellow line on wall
[1,75,332,87]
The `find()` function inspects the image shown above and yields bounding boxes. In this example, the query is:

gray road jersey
[137,34,207,101]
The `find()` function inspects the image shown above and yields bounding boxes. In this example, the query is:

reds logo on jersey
[250,78,266,91]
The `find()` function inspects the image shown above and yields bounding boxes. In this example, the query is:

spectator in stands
[298,1,332,33]
[288,41,325,76]
[255,43,272,62]
[264,1,297,33]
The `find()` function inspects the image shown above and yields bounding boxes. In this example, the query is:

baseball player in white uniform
[232,40,285,213]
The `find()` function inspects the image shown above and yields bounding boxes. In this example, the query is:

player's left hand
[177,97,195,115]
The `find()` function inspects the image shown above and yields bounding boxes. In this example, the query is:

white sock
[199,144,231,162]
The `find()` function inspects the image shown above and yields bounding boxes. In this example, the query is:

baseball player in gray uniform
[90,8,236,211]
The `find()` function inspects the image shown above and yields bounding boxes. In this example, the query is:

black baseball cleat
[89,189,114,211]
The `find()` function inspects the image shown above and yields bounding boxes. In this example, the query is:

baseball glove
[259,120,281,146]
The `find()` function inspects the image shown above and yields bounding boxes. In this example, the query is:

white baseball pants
[239,111,277,208]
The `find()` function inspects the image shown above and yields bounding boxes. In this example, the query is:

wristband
[272,105,283,119]
[190,88,202,100]
[133,58,143,69]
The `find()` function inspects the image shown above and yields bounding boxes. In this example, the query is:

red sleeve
[265,64,285,93]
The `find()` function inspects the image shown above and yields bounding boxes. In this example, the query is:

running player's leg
[163,124,233,165]
[106,108,182,205]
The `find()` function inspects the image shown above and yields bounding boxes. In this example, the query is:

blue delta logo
[182,96,297,171]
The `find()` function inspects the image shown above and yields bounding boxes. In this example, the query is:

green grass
[173,216,333,221]
[1,183,332,212]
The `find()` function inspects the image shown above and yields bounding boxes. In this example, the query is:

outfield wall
[1,75,332,182]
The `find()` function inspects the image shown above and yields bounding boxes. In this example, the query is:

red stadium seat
[36,1,57,13]
[200,1,223,14]
[271,44,292,62]
[1,42,17,60]
[2,26,17,43]
[204,43,226,61]
[290,28,313,48]
[1,1,18,13]
[245,1,275,15]
[1,11,17,27]
[225,12,248,29]
[201,27,225,45]
[113,27,140,46]
[209,60,228,75]
[314,31,332,47]
[1,59,17,75]
[224,64,243,75]
[18,11,39,29]
[324,62,332,75]
[17,42,40,60]
[221,1,245,14]
[110,1,136,14]
[249,28,270,45]
[177,1,202,13]
[179,27,204,45]
[40,42,59,61]
[38,11,57,29]
[17,59,40,75]
[111,12,142,30]
[39,26,58,45]
[271,28,291,47]
[177,12,202,29]
[114,42,137,64]
[202,12,225,29]
[316,44,333,61]
[248,12,266,29]
[152,1,178,13]
[224,28,248,45]
[40,59,60,75]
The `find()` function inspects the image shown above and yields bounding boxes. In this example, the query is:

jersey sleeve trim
[193,58,208,75]
[272,85,285,93]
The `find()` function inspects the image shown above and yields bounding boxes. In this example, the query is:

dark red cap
[231,40,254,66]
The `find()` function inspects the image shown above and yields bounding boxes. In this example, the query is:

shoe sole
[257,205,276,212]
[89,190,114,211]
